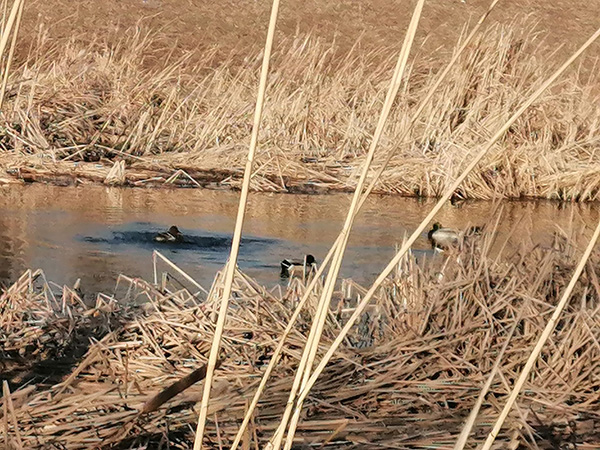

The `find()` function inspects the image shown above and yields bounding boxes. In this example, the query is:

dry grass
[1,22,600,199]
[1,226,600,449]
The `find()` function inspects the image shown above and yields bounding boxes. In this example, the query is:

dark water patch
[78,229,275,252]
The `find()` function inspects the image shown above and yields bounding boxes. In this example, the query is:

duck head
[305,254,316,265]
[428,222,443,240]
[168,226,182,236]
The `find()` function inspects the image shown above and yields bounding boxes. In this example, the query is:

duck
[154,226,183,243]
[280,254,316,278]
[427,222,481,250]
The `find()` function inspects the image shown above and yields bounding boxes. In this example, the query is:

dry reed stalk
[2,381,23,449]
[104,160,126,185]
[232,9,502,441]
[452,297,528,450]
[3,233,600,449]
[0,0,20,65]
[0,0,21,118]
[274,3,426,449]
[286,25,600,437]
[355,0,501,206]
[229,235,339,450]
[192,0,281,448]
[1,0,7,31]
[153,250,209,295]
[0,0,22,110]
[1,381,7,447]
[4,22,600,200]
[479,218,600,449]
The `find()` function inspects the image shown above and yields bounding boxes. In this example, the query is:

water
[1,184,598,296]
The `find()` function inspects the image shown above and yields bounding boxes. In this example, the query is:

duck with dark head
[427,222,482,250]
[154,226,184,243]
[280,254,316,278]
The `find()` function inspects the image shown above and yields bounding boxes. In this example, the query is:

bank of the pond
[1,22,600,202]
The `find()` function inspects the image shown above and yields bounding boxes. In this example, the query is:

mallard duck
[154,226,183,243]
[280,254,316,278]
[427,223,481,250]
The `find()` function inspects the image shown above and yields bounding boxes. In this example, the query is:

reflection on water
[0,184,598,294]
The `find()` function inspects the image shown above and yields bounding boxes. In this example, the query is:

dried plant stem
[233,9,501,442]
[0,0,22,109]
[229,235,339,450]
[480,219,600,449]
[290,25,600,432]
[153,250,209,295]
[192,0,281,448]
[1,0,8,31]
[274,3,426,450]
[263,1,499,446]
[452,299,528,450]
[2,381,23,449]
[358,0,500,202]
[0,0,21,68]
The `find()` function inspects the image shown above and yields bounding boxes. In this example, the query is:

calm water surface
[1,184,598,295]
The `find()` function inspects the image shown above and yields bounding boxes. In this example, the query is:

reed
[283,25,600,439]
[0,0,23,109]
[193,0,281,448]
[229,7,503,442]
[479,215,600,450]
[272,2,425,449]
[1,21,600,200]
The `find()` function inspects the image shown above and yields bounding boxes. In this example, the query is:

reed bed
[1,22,600,199]
[1,229,600,449]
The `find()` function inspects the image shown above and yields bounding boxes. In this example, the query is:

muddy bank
[4,157,600,202]
[1,160,343,195]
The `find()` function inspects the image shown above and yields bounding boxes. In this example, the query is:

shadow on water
[78,227,275,252]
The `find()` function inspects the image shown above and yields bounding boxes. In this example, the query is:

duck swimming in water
[280,254,316,278]
[427,222,481,250]
[154,226,183,243]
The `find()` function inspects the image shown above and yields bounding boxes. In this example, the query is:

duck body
[280,254,316,278]
[427,222,481,250]
[154,226,183,243]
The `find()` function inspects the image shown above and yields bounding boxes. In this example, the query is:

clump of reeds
[0,269,127,390]
[1,226,600,449]
[1,21,600,199]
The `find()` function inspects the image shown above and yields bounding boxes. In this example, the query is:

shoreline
[2,159,600,203]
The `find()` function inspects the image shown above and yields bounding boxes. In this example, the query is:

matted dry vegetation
[1,229,600,449]
[1,21,600,199]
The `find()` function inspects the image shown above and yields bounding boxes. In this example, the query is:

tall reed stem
[0,0,22,76]
[289,25,600,435]
[452,297,528,450]
[270,3,426,450]
[233,2,501,447]
[192,0,281,448]
[0,0,22,109]
[479,217,600,449]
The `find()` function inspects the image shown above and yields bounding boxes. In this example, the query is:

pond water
[1,184,598,296]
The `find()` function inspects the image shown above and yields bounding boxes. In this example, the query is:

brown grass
[1,225,600,449]
[1,21,600,200]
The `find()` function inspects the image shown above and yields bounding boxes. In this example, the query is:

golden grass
[1,21,600,199]
[1,227,600,449]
